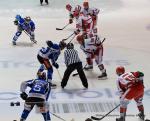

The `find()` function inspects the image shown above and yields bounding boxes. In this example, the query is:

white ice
[0,0,150,121]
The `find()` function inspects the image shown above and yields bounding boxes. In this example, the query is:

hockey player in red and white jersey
[66,4,82,24]
[66,4,74,24]
[73,8,94,39]
[90,8,100,35]
[115,66,145,121]
[81,0,100,36]
[76,34,107,79]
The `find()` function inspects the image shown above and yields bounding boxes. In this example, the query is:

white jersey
[80,35,104,65]
[75,14,93,35]
[81,8,93,16]
[80,35,101,54]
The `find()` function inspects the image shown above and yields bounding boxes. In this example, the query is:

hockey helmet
[15,14,21,21]
[67,43,74,49]
[66,4,72,11]
[46,40,53,47]
[132,71,144,80]
[116,66,125,76]
[74,5,82,13]
[59,41,66,50]
[93,8,100,15]
[83,0,89,9]
[25,16,31,22]
[37,72,46,80]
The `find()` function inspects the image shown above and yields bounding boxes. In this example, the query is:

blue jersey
[38,44,60,63]
[17,17,35,32]
[20,79,50,100]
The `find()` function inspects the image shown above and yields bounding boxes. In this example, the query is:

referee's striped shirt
[64,49,81,66]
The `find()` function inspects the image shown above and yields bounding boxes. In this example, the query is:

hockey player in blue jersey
[37,40,66,87]
[20,72,51,121]
[12,15,36,45]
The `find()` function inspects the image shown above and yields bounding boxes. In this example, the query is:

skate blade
[98,77,108,80]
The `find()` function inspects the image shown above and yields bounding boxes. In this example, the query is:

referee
[61,43,88,89]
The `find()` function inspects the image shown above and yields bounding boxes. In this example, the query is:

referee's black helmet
[67,43,74,49]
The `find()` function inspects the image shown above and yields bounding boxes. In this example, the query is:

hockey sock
[13,31,22,41]
[42,111,51,121]
[38,64,45,72]
[21,109,31,120]
[47,68,53,81]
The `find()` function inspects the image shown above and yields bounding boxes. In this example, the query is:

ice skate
[12,41,16,45]
[116,117,125,121]
[98,72,107,80]
[49,82,57,89]
[40,1,43,5]
[32,39,37,44]
[61,84,65,89]
[30,38,37,44]
[20,119,25,121]
[45,1,49,5]
[83,83,88,89]
[138,112,145,120]
[84,65,93,71]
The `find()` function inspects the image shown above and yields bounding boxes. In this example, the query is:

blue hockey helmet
[25,16,31,22]
[15,14,21,21]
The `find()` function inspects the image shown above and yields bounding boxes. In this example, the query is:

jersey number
[33,85,41,92]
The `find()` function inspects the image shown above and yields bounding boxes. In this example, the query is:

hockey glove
[53,62,59,69]
[69,19,73,24]
[14,20,18,25]
[69,13,74,19]
[20,92,28,100]
[74,29,80,35]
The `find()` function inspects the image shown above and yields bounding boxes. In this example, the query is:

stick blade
[56,28,63,30]
[62,38,67,41]
[91,116,101,120]
[72,73,78,77]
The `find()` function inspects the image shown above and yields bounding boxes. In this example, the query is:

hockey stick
[56,23,70,30]
[91,104,120,120]
[56,69,62,80]
[62,33,75,41]
[72,38,106,77]
[50,111,75,121]
[68,34,76,43]
[23,30,37,44]
[50,112,66,121]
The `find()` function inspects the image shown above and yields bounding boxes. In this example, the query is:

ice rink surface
[0,0,150,121]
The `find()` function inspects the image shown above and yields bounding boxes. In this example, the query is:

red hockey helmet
[66,4,72,11]
[116,66,125,75]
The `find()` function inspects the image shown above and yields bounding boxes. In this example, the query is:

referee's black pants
[61,62,88,88]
